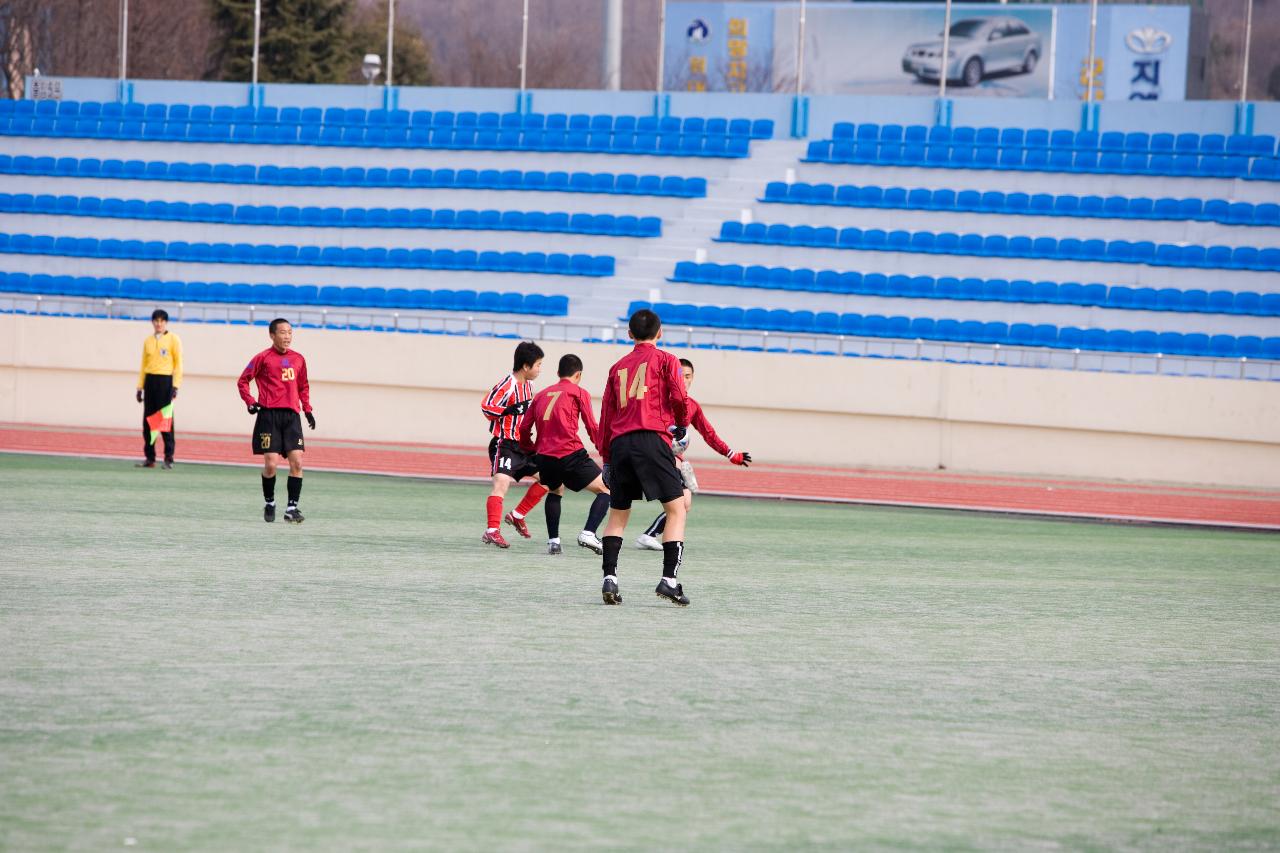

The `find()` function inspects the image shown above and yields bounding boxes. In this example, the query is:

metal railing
[3,292,1275,382]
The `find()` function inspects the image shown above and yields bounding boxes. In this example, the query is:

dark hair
[513,340,544,372]
[629,308,662,341]
[269,317,291,334]
[558,353,584,378]
[679,358,694,371]
[151,309,169,322]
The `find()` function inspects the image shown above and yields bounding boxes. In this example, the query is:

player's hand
[668,424,687,443]
[247,402,261,414]
[135,389,143,403]
[171,388,178,400]
[729,451,752,467]
[305,411,316,430]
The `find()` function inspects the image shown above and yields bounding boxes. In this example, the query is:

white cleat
[577,531,604,554]
[635,533,663,551]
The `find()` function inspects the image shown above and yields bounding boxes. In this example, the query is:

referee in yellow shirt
[136,309,182,469]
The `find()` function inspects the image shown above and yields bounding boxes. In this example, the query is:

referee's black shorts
[607,430,684,510]
[536,448,602,493]
[252,408,304,455]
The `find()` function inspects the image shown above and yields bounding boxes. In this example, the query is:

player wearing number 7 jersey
[595,308,692,606]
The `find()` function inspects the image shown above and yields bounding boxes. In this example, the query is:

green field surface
[1,453,1278,849]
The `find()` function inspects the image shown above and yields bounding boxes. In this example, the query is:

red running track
[2,423,1277,531]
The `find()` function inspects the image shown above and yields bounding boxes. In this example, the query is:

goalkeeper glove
[171,388,178,400]
[729,451,752,467]
[247,402,261,414]
[135,389,143,403]
[668,424,687,443]
[305,411,316,430]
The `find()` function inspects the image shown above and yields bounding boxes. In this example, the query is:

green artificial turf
[1,453,1277,849]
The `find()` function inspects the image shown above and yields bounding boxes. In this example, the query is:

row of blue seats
[762,182,1280,228]
[0,232,616,276]
[829,123,1278,158]
[0,154,707,198]
[0,271,568,315]
[2,193,662,238]
[0,118,753,158]
[716,221,1280,272]
[669,262,1280,317]
[804,140,1280,181]
[626,299,1280,360]
[1,100,775,138]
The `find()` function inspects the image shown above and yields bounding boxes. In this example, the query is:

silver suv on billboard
[902,17,1043,87]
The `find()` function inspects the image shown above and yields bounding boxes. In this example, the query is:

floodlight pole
[795,0,807,95]
[939,0,953,98]
[603,0,622,90]
[118,0,128,85]
[656,0,667,92]
[251,0,261,86]
[1085,0,1099,102]
[1240,0,1253,102]
[386,0,396,86]
[519,0,530,90]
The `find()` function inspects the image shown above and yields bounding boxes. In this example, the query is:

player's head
[150,309,168,333]
[269,318,292,352]
[679,357,694,389]
[628,308,662,342]
[513,340,544,379]
[558,353,584,383]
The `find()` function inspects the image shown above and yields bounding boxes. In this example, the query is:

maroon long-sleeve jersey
[237,347,311,412]
[597,342,689,463]
[683,397,732,458]
[517,378,600,458]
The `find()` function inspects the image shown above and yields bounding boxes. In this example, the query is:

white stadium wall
[1,314,1276,488]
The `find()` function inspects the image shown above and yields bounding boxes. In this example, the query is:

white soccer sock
[512,510,525,520]
[265,500,275,506]
[604,574,617,583]
[549,537,561,545]
[486,527,498,533]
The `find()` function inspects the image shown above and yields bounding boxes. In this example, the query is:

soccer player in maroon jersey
[480,341,548,548]
[635,357,751,550]
[236,318,316,523]
[517,353,610,555]
[596,309,692,606]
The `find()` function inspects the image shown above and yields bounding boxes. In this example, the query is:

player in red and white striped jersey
[481,341,548,548]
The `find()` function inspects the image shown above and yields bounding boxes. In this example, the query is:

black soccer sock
[287,475,302,505]
[544,493,562,540]
[662,540,684,580]
[262,474,276,503]
[645,513,667,538]
[584,492,611,534]
[602,535,623,577]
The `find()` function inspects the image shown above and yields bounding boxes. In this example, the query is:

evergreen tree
[348,1,435,86]
[208,0,355,84]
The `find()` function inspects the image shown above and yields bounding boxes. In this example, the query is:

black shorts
[607,431,685,510]
[536,449,602,493]
[252,409,305,455]
[489,437,539,481]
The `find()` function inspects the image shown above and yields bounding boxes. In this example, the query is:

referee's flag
[146,402,174,445]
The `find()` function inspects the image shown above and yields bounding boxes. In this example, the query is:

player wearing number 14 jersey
[596,309,692,606]
[480,341,549,548]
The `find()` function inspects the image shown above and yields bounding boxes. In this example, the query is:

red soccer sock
[486,495,504,531]
[514,482,548,517]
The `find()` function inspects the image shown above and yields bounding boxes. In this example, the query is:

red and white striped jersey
[481,373,535,440]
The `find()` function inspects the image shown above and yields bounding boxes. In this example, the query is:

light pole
[1240,0,1254,102]
[795,0,807,95]
[251,0,261,86]
[118,0,128,85]
[1085,0,1099,102]
[386,0,396,87]
[519,0,530,90]
[939,0,953,98]
[656,0,667,93]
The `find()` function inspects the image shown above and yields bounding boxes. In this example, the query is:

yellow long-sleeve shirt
[137,331,183,388]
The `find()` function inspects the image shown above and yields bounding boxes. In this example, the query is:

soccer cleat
[482,529,510,549]
[655,579,689,606]
[263,503,276,523]
[635,533,663,551]
[134,460,155,468]
[577,531,603,554]
[504,511,532,539]
[548,541,563,555]
[283,506,304,524]
[161,460,173,470]
[602,577,622,605]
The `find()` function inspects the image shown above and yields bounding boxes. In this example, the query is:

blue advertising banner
[1052,5,1190,100]
[663,2,776,92]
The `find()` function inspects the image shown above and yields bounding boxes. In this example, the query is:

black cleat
[134,460,156,468]
[283,506,304,524]
[264,503,276,523]
[548,541,563,555]
[655,579,689,606]
[602,577,622,605]
[161,460,173,470]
